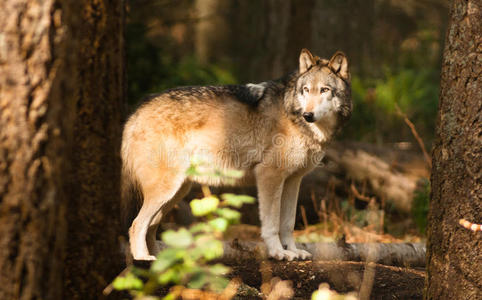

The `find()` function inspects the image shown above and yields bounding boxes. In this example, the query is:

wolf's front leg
[255,166,298,261]
[280,174,312,260]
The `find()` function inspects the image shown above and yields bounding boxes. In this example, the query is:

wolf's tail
[120,130,142,234]
[120,166,136,231]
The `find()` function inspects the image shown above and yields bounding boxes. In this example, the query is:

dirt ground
[225,259,426,299]
[220,225,426,299]
[144,223,426,299]
[128,258,426,299]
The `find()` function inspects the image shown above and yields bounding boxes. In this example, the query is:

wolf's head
[295,49,352,128]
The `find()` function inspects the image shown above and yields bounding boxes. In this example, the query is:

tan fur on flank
[122,49,352,261]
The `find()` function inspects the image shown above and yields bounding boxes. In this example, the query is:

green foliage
[112,272,144,291]
[343,68,439,144]
[375,69,439,117]
[112,163,255,299]
[412,178,430,234]
[126,22,236,105]
[296,230,334,244]
[186,157,246,185]
[190,196,220,217]
[221,193,256,208]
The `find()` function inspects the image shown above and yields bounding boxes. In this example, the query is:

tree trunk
[0,1,77,299]
[62,1,126,299]
[0,1,125,300]
[194,0,229,64]
[426,0,482,299]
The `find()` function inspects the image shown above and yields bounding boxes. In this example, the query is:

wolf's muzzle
[302,112,315,123]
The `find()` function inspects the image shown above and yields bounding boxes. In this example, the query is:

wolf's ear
[299,48,315,74]
[329,51,350,81]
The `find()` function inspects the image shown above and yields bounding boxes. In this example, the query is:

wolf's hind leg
[280,174,312,260]
[146,181,192,255]
[129,175,185,261]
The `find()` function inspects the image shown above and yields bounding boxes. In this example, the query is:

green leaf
[221,194,255,208]
[189,222,212,234]
[190,196,220,216]
[209,264,230,276]
[208,276,230,292]
[112,273,144,291]
[311,290,322,300]
[187,272,208,289]
[195,237,224,260]
[161,228,193,248]
[222,169,244,179]
[209,218,229,232]
[151,248,183,273]
[158,268,181,285]
[162,293,176,300]
[185,165,201,177]
[215,208,241,222]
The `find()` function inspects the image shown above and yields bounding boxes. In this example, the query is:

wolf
[121,49,352,261]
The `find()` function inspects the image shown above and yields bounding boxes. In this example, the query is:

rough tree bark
[63,1,126,299]
[0,2,77,299]
[0,1,125,300]
[426,0,482,299]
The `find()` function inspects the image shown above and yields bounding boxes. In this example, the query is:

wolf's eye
[303,86,309,94]
[320,87,330,93]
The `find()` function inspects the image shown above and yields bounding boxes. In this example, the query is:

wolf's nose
[303,112,315,123]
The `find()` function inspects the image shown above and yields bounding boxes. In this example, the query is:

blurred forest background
[127,0,448,146]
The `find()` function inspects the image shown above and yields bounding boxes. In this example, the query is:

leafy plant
[343,68,439,144]
[412,178,430,234]
[112,163,255,299]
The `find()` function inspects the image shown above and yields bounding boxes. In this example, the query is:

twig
[103,267,131,296]
[395,104,432,169]
[321,198,328,235]
[201,185,211,197]
[300,205,309,230]
[310,188,321,222]
[350,184,373,203]
[459,219,482,232]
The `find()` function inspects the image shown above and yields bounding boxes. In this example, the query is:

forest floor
[134,225,426,299]
[132,254,426,299]
[225,260,425,299]
[218,225,426,299]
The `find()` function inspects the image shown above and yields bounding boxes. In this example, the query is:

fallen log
[323,141,428,213]
[154,240,426,268]
[224,240,426,268]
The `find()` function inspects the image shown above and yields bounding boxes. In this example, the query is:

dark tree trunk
[62,1,126,299]
[0,1,125,300]
[426,0,482,299]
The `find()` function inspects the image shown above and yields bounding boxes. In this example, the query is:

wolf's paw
[133,255,156,261]
[269,249,299,261]
[292,249,312,260]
